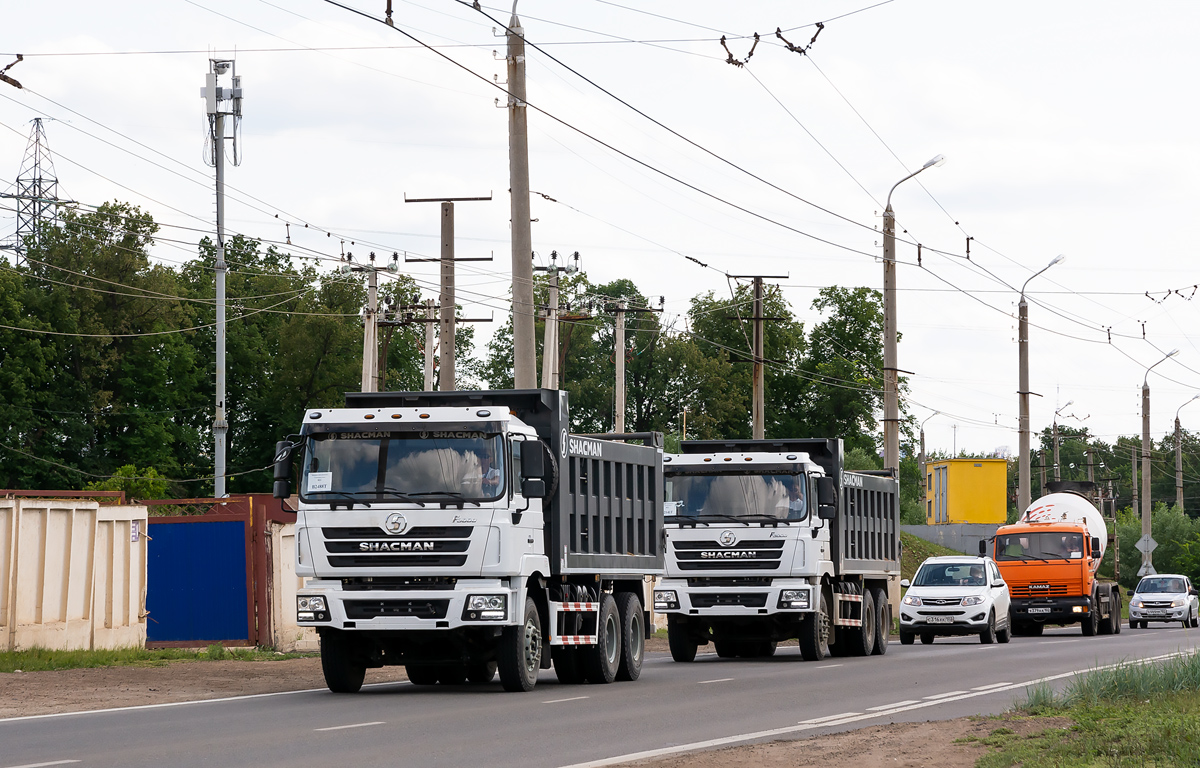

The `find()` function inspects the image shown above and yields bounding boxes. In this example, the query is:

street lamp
[883,154,946,474]
[1017,254,1065,513]
[1052,400,1074,482]
[1139,348,1179,577]
[1176,394,1200,512]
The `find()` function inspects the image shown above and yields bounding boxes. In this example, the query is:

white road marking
[3,761,82,768]
[923,691,969,700]
[798,712,860,724]
[971,682,1013,691]
[867,701,918,711]
[313,721,384,732]
[698,678,734,685]
[543,696,589,704]
[557,650,1193,768]
[814,664,842,669]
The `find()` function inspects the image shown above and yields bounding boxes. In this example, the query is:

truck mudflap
[1012,596,1092,623]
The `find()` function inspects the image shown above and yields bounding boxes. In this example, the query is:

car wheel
[996,610,1011,644]
[899,631,915,645]
[979,611,997,644]
[920,632,934,645]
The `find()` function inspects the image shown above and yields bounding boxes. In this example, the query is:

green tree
[84,464,170,500]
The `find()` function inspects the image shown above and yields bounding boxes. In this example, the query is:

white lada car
[1127,574,1199,629]
[899,556,1011,645]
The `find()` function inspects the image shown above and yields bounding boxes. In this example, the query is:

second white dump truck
[273,389,664,692]
[654,439,900,661]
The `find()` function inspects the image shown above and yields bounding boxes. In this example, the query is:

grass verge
[0,645,313,673]
[899,531,962,582]
[965,652,1200,767]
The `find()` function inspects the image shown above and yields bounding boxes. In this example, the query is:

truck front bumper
[652,579,814,617]
[1011,596,1091,624]
[297,579,518,631]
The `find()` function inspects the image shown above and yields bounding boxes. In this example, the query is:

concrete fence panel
[267,521,317,652]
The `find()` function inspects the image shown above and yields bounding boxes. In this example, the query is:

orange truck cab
[981,488,1122,636]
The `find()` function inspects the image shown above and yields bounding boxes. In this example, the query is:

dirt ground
[0,640,1058,768]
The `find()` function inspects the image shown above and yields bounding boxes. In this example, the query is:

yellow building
[925,458,1007,524]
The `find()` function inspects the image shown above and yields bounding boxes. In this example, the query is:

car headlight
[1130,597,1142,607]
[778,589,810,609]
[654,590,679,609]
[902,594,922,606]
[1171,598,1186,608]
[961,596,984,606]
[298,595,327,612]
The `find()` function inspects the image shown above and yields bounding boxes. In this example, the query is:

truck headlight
[778,589,810,609]
[654,590,679,610]
[463,594,507,621]
[298,595,326,612]
[961,596,984,606]
[902,594,922,606]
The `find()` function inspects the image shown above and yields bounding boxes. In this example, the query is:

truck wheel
[846,589,876,656]
[437,664,467,685]
[1026,622,1044,636]
[499,595,542,692]
[1082,601,1099,636]
[798,592,832,661]
[666,616,698,663]
[871,587,890,656]
[466,661,497,684]
[758,640,778,658]
[320,630,366,693]
[899,631,914,645]
[583,594,621,684]
[997,610,1012,643]
[979,611,997,644]
[405,665,439,686]
[615,592,644,681]
[1113,600,1122,633]
[713,639,739,658]
[920,632,934,645]
[552,646,585,683]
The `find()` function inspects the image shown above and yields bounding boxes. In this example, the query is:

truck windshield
[301,433,505,502]
[664,473,808,521]
[995,532,1084,561]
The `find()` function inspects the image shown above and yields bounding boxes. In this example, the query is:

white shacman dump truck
[273,389,664,692]
[654,439,900,661]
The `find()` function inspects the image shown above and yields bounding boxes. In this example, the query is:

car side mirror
[273,440,293,499]
[992,580,1005,588]
[521,478,547,499]
[1127,589,1135,597]
[1191,588,1199,597]
[978,540,987,555]
[900,579,910,589]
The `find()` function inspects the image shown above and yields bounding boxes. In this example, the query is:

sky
[2,0,1199,460]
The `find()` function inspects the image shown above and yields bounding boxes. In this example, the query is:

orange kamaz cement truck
[980,483,1122,636]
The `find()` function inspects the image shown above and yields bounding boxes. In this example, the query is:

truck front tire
[667,616,698,663]
[583,594,621,684]
[499,596,543,692]
[320,630,366,693]
[798,592,831,661]
[615,592,644,681]
[1082,598,1100,636]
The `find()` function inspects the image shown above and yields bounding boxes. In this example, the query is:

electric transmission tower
[1,117,61,265]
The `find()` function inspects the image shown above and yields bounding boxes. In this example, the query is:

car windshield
[1137,577,1186,594]
[301,432,505,502]
[995,532,1084,561]
[913,562,987,587]
[664,472,808,521]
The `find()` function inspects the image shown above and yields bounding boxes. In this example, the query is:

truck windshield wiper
[377,487,426,507]
[317,491,370,508]
[407,490,481,507]
[1006,553,1050,563]
[736,514,795,525]
[693,514,757,525]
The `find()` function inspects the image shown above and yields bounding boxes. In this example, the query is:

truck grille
[340,577,457,591]
[671,540,784,571]
[687,577,772,587]
[1010,583,1072,598]
[344,599,450,619]
[691,593,769,609]
[323,526,472,568]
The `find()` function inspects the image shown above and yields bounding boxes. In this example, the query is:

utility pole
[1052,420,1060,481]
[615,301,626,433]
[1176,395,1199,512]
[424,298,436,390]
[1132,445,1139,513]
[340,252,398,393]
[535,250,579,390]
[1017,255,1064,512]
[507,12,536,388]
[1140,350,1178,576]
[1039,450,1047,496]
[404,195,492,390]
[0,118,62,265]
[728,275,787,440]
[202,59,242,498]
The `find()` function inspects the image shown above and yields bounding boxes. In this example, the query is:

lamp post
[1177,394,1200,512]
[1140,348,1179,577]
[1017,254,1065,513]
[883,154,945,474]
[1052,400,1074,481]
[919,411,940,512]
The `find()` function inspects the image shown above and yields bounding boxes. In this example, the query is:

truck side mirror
[816,476,837,519]
[978,540,987,556]
[522,440,545,477]
[521,478,547,498]
[273,440,293,499]
[1090,536,1101,554]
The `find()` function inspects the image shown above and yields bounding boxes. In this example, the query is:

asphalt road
[3,623,1198,768]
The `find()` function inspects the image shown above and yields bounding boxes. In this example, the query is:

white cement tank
[1020,492,1107,568]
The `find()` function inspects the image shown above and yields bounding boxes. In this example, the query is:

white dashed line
[313,721,384,732]
[543,696,590,704]
[798,712,860,724]
[814,664,843,669]
[698,678,734,685]
[4,762,82,768]
[923,691,969,700]
[867,701,919,711]
[971,682,1013,691]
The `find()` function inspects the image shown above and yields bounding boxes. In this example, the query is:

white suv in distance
[899,556,1011,645]
[1128,574,1199,629]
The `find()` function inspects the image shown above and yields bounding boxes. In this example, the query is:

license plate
[926,616,954,624]
[1146,611,1165,616]
[1028,607,1051,614]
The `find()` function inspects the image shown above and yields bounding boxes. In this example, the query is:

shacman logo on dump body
[700,550,758,559]
[569,436,604,458]
[359,541,436,552]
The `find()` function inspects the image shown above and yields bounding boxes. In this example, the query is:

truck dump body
[345,389,663,576]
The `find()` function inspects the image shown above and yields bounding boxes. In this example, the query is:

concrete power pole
[1131,445,1139,514]
[1176,395,1199,512]
[341,252,397,393]
[536,251,578,391]
[728,275,786,440]
[424,298,437,390]
[507,13,536,388]
[615,301,626,433]
[202,59,242,498]
[404,195,492,390]
[1052,419,1060,481]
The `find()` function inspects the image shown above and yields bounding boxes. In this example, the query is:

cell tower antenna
[1,117,61,265]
